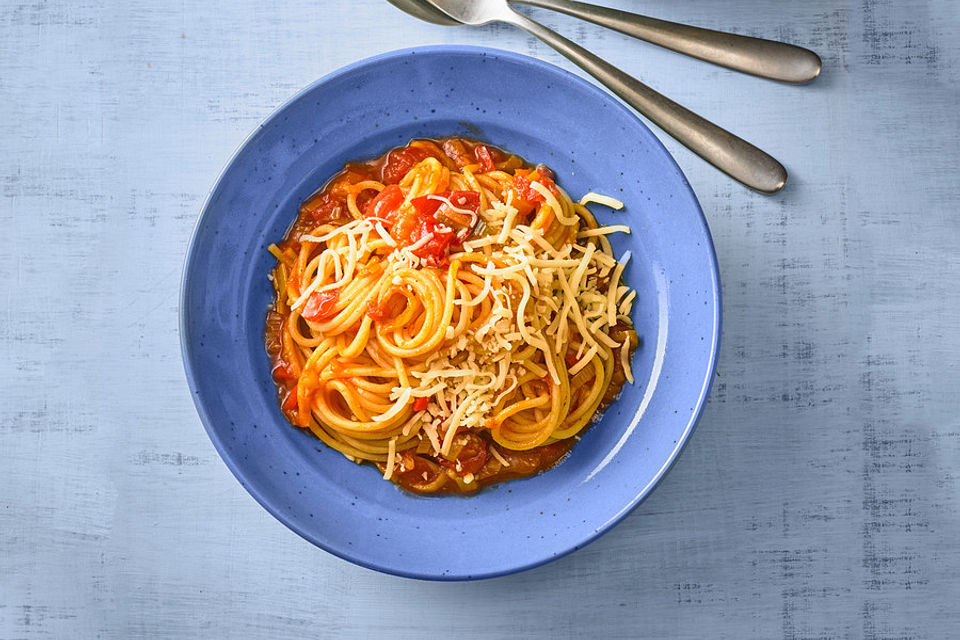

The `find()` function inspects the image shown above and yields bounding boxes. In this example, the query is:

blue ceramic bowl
[181,46,720,580]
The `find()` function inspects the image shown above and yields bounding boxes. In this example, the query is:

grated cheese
[619,290,637,315]
[620,341,634,384]
[423,420,442,454]
[607,257,628,326]
[404,233,433,253]
[489,446,510,467]
[497,202,520,243]
[427,194,479,227]
[569,345,598,376]
[383,438,397,480]
[578,192,625,209]
[578,225,631,238]
[371,388,412,423]
[530,181,578,225]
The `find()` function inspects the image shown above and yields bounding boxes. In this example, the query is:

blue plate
[181,46,721,580]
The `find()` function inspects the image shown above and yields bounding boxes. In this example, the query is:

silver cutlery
[512,0,820,84]
[387,0,821,85]
[397,0,789,193]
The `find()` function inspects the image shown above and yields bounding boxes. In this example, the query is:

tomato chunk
[475,145,496,172]
[300,192,346,223]
[508,168,560,217]
[365,290,404,322]
[513,169,559,200]
[410,190,480,228]
[413,232,457,266]
[301,290,339,322]
[365,300,392,322]
[413,396,430,411]
[364,184,405,222]
[281,385,299,411]
[272,362,298,382]
[381,147,429,184]
[394,212,457,266]
[355,189,375,213]
[393,452,446,490]
[439,433,488,475]
[441,139,472,169]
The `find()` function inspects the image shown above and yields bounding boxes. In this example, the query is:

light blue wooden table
[3,1,959,637]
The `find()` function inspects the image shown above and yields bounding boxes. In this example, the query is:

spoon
[513,0,820,84]
[411,0,788,193]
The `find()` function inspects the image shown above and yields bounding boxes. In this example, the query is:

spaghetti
[265,138,638,493]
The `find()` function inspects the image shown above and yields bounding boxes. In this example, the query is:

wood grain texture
[2,0,958,638]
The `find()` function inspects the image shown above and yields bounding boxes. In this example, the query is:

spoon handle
[513,0,821,84]
[504,11,787,193]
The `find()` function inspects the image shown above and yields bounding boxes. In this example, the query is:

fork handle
[513,0,821,84]
[503,10,787,193]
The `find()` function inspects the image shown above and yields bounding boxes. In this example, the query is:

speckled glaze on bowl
[180,46,721,580]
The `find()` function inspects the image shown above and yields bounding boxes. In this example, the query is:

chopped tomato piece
[535,164,555,181]
[281,385,298,411]
[509,168,560,217]
[410,190,480,228]
[512,169,559,200]
[509,196,536,218]
[441,139,472,169]
[355,189,375,213]
[407,140,450,167]
[498,154,524,171]
[390,207,427,246]
[510,172,537,203]
[457,444,488,475]
[439,433,488,475]
[414,235,456,267]
[381,147,429,184]
[364,184,405,222]
[409,194,442,218]
[365,300,390,322]
[301,290,339,322]
[393,452,445,489]
[413,396,430,412]
[449,191,481,209]
[398,215,457,266]
[300,192,346,223]
[365,292,404,322]
[475,145,496,172]
[564,353,579,368]
[272,362,298,382]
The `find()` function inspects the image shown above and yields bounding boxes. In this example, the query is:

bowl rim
[179,44,722,580]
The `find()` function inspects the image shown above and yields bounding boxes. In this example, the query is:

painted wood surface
[2,0,958,637]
